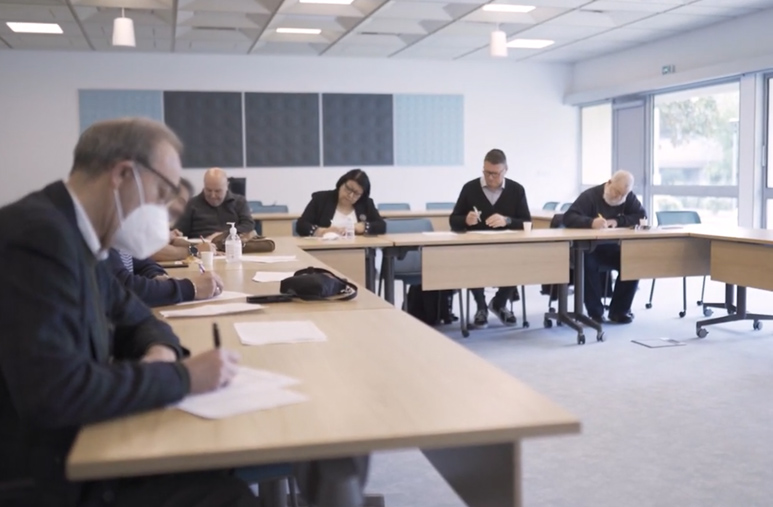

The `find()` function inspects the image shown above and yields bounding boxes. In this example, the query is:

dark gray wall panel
[163,91,243,168]
[322,94,393,166]
[245,93,320,167]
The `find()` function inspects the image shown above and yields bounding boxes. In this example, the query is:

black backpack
[406,285,454,326]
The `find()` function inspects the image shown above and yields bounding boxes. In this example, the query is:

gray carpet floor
[366,277,773,507]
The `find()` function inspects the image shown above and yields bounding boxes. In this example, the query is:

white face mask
[112,167,171,259]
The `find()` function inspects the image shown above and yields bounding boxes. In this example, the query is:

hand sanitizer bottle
[345,217,355,239]
[225,222,242,263]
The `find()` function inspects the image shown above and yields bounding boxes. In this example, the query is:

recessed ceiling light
[299,0,354,4]
[507,38,554,49]
[276,27,322,35]
[6,22,63,34]
[482,4,535,13]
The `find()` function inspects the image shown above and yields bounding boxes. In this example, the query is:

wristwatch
[505,217,512,226]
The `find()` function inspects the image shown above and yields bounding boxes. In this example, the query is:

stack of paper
[469,230,515,235]
[176,366,307,419]
[241,255,298,264]
[252,271,295,283]
[175,291,250,306]
[160,302,263,318]
[234,320,327,346]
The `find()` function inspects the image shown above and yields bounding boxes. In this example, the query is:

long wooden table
[67,243,581,507]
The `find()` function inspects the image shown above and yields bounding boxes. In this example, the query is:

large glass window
[765,76,773,228]
[651,82,740,225]
[581,103,612,186]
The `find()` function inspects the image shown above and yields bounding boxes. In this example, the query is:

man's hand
[197,242,217,253]
[182,349,240,394]
[191,272,225,300]
[485,214,507,228]
[591,217,608,229]
[204,232,220,242]
[606,218,618,228]
[142,344,178,363]
[465,211,480,226]
[170,229,184,240]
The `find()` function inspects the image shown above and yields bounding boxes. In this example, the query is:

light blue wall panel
[79,90,164,133]
[394,94,464,166]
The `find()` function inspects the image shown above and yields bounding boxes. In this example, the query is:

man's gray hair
[71,117,183,176]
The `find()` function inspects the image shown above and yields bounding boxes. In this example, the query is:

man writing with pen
[449,149,532,328]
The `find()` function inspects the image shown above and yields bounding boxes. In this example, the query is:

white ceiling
[0,0,772,63]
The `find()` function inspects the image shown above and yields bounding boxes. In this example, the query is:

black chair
[228,177,246,197]
[645,210,714,318]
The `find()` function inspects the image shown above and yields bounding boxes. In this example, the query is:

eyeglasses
[134,159,180,203]
[483,169,504,178]
[344,182,363,198]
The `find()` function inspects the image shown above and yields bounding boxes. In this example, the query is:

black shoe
[489,300,516,326]
[590,314,607,324]
[474,308,489,328]
[510,288,520,302]
[608,312,634,324]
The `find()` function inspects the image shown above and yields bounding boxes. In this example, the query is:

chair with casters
[559,202,572,212]
[645,210,714,318]
[425,202,455,210]
[542,201,559,210]
[235,464,298,507]
[377,203,411,211]
[379,218,468,337]
[228,177,246,197]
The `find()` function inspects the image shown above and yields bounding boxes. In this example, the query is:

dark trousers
[583,244,638,318]
[471,287,516,309]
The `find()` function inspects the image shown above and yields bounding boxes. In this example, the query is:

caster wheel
[703,307,713,317]
[577,333,586,345]
[645,303,652,309]
[523,321,530,329]
[462,329,470,338]
[753,320,762,331]
[543,318,553,328]
[679,311,686,318]
[697,328,708,338]
[596,332,605,342]
[728,307,736,315]
[557,321,564,327]
[696,300,702,306]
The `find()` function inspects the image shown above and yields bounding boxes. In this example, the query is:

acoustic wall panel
[163,91,243,168]
[79,90,163,133]
[245,93,320,167]
[394,94,464,166]
[322,94,393,166]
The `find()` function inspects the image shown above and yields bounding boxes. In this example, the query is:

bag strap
[291,266,358,301]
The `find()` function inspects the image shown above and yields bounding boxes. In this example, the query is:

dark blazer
[449,178,532,232]
[174,191,255,238]
[107,249,195,307]
[563,183,646,229]
[0,182,190,506]
[296,190,386,237]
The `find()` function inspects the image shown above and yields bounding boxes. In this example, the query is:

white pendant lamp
[112,8,136,47]
[490,28,507,57]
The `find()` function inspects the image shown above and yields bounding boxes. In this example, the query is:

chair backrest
[559,202,572,212]
[386,218,433,276]
[425,202,455,210]
[378,202,411,211]
[252,204,289,213]
[228,177,246,196]
[543,201,559,210]
[655,210,701,226]
[291,219,299,237]
[248,201,264,212]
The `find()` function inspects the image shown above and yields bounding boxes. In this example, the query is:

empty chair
[425,202,455,210]
[559,202,572,212]
[378,203,411,211]
[251,204,289,235]
[228,177,246,197]
[543,201,559,210]
[248,200,264,213]
[646,210,713,317]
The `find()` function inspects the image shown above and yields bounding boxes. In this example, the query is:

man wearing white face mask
[0,118,260,506]
[563,170,647,324]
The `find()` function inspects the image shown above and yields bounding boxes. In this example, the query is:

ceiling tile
[177,0,268,12]
[374,1,454,21]
[72,0,172,7]
[0,4,74,21]
[462,6,568,23]
[252,40,324,54]
[627,12,726,30]
[514,23,610,40]
[357,17,429,33]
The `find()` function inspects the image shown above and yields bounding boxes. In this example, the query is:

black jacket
[563,183,647,229]
[107,249,195,307]
[449,178,531,231]
[296,190,386,236]
[173,191,254,237]
[0,182,190,506]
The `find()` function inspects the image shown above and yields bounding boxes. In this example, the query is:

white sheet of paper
[252,271,295,283]
[176,367,306,419]
[240,255,298,264]
[174,291,250,306]
[160,302,263,318]
[469,230,515,235]
[422,231,457,236]
[234,320,327,346]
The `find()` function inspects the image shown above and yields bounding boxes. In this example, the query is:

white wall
[568,8,773,104]
[0,50,577,211]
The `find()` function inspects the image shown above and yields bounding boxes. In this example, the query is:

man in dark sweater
[563,170,647,324]
[173,167,255,239]
[449,149,532,328]
[107,249,224,307]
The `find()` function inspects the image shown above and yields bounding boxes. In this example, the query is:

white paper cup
[523,222,533,232]
[639,218,649,227]
[200,251,214,270]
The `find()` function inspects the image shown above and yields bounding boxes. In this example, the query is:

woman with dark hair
[296,169,386,237]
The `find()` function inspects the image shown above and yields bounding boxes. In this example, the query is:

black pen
[213,322,221,349]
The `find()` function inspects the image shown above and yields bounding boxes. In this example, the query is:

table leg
[382,248,396,305]
[696,285,773,338]
[422,442,521,507]
[364,248,377,292]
